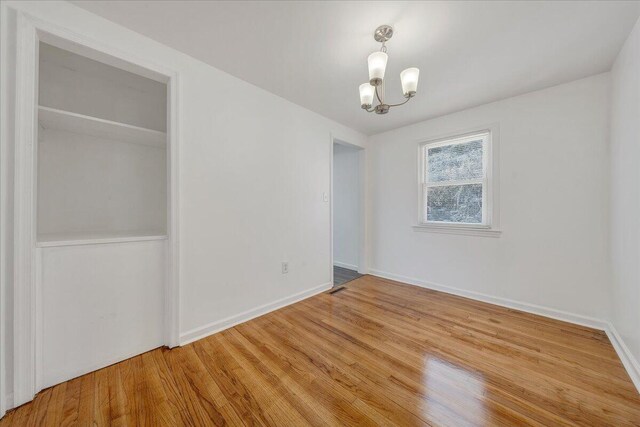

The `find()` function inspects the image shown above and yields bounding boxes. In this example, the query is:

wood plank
[59,376,82,426]
[2,275,639,426]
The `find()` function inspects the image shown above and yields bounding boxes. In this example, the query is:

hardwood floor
[3,275,640,426]
[333,265,363,287]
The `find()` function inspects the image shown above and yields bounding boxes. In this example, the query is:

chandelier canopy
[359,25,420,115]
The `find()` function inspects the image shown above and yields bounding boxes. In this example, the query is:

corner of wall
[607,13,640,394]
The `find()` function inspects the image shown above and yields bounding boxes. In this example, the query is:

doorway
[332,140,364,287]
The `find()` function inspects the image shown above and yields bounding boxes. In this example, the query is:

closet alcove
[37,42,168,245]
[34,41,171,389]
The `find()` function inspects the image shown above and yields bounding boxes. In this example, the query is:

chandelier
[359,25,420,115]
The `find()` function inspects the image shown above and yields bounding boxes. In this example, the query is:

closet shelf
[37,230,168,247]
[38,106,166,147]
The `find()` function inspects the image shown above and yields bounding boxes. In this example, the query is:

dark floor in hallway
[333,265,362,287]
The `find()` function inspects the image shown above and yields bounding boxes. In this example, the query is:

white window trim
[414,125,501,237]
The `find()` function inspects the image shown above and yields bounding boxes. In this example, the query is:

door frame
[330,136,367,285]
[10,9,181,408]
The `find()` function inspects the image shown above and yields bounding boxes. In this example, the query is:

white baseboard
[369,269,607,330]
[605,323,640,393]
[4,393,13,414]
[369,269,640,394]
[333,261,358,270]
[179,282,332,345]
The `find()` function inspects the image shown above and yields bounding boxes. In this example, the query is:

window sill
[412,224,502,238]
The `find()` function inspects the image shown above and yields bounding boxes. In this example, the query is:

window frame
[415,128,500,236]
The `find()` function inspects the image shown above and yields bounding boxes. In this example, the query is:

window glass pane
[426,184,483,223]
[427,140,483,182]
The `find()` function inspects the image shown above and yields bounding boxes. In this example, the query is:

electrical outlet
[281,262,289,274]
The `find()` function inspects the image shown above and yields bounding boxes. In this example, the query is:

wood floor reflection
[2,275,640,426]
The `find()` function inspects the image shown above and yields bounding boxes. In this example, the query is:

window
[419,131,492,228]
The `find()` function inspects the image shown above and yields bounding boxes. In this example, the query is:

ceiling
[73,1,640,135]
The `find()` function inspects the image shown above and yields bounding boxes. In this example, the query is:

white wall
[333,143,360,270]
[1,0,366,409]
[0,3,17,417]
[38,129,167,238]
[610,17,640,366]
[367,74,611,321]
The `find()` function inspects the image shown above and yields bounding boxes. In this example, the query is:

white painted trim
[333,261,359,270]
[605,323,640,393]
[180,282,332,345]
[5,394,13,414]
[166,70,181,349]
[34,249,43,393]
[357,146,368,275]
[0,2,10,417]
[412,225,502,237]
[329,134,334,286]
[9,9,182,407]
[13,11,39,408]
[368,269,607,330]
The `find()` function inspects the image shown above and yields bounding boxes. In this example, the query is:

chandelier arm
[375,85,383,104]
[386,96,413,108]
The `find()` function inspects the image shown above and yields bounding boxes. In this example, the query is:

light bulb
[400,67,419,97]
[368,51,388,86]
[359,83,375,108]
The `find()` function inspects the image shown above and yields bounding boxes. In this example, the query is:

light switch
[323,192,329,202]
